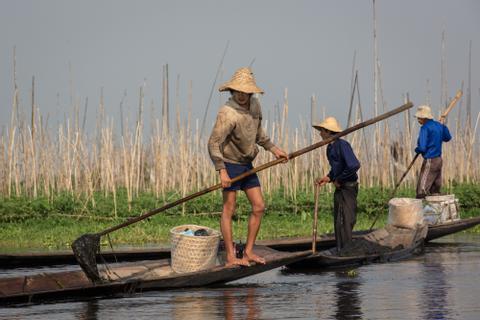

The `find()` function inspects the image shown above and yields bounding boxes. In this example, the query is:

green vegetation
[1,184,479,251]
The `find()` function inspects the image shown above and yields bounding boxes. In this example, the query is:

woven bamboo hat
[219,67,264,94]
[313,117,343,133]
[414,105,434,119]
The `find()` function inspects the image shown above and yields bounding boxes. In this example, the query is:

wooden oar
[369,90,462,231]
[72,102,414,283]
[311,184,320,253]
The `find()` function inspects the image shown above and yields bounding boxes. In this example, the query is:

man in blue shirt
[314,117,361,251]
[414,105,452,198]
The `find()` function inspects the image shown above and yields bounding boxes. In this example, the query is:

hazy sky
[1,0,479,133]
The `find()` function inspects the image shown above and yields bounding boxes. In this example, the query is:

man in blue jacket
[314,117,360,251]
[414,105,452,199]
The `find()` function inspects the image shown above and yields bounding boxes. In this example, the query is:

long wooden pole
[312,184,320,253]
[95,102,413,237]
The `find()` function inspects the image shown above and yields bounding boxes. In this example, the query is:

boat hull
[0,246,311,306]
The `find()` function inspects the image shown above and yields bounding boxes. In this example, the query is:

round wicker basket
[170,224,221,273]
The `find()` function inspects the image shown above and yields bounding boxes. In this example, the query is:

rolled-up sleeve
[208,108,235,171]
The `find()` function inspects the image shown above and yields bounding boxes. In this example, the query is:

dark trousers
[416,157,443,199]
[333,182,358,250]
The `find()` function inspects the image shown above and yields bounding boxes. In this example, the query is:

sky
[1,0,479,134]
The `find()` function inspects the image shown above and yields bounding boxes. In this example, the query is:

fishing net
[71,233,102,283]
[338,239,404,257]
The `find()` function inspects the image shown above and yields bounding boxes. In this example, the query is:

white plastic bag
[388,198,423,229]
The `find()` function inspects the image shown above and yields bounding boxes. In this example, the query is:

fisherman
[414,105,452,199]
[208,67,288,266]
[314,117,360,251]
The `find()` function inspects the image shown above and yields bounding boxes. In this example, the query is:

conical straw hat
[414,105,434,119]
[219,67,264,94]
[312,117,342,133]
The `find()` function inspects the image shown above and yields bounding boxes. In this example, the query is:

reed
[1,78,479,217]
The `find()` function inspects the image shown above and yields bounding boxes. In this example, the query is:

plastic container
[425,194,460,223]
[422,205,439,225]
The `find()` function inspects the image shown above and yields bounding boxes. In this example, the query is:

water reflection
[421,259,451,319]
[223,287,259,320]
[334,272,363,319]
[77,300,99,320]
[167,287,260,320]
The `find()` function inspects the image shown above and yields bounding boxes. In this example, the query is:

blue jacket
[326,139,360,183]
[415,119,452,159]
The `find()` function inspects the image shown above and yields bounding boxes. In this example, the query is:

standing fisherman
[314,117,360,251]
[208,67,288,266]
[414,105,452,198]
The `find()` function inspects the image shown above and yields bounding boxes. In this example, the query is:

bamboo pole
[312,184,319,253]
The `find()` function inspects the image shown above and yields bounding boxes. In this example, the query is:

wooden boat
[286,222,428,270]
[425,216,480,241]
[0,245,310,305]
[0,247,171,269]
[2,217,479,269]
[265,216,480,252]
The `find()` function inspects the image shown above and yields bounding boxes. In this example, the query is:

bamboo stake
[200,41,229,137]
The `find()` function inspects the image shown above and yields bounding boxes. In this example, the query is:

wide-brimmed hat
[312,117,343,133]
[219,67,264,94]
[415,105,434,119]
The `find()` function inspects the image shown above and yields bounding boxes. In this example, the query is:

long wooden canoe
[0,245,310,306]
[1,217,479,268]
[264,216,480,252]
[286,223,428,270]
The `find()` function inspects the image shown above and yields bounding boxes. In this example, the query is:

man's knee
[251,202,265,216]
[223,201,236,216]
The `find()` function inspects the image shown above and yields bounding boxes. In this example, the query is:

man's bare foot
[225,257,250,267]
[244,251,266,265]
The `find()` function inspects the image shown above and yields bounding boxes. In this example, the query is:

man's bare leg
[243,186,266,264]
[221,190,250,267]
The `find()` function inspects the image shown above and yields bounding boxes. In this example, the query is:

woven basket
[170,224,221,273]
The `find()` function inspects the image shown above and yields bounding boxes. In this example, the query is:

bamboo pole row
[1,84,479,212]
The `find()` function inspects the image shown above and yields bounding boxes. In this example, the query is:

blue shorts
[223,162,261,191]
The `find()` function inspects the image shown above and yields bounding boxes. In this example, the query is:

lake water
[1,233,479,319]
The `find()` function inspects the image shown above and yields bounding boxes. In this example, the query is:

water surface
[1,233,479,319]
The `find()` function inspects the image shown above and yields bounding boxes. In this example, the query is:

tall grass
[1,75,479,217]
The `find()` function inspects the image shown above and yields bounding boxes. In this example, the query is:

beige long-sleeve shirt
[208,97,275,171]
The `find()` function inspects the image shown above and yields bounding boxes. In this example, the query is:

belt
[341,181,358,187]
